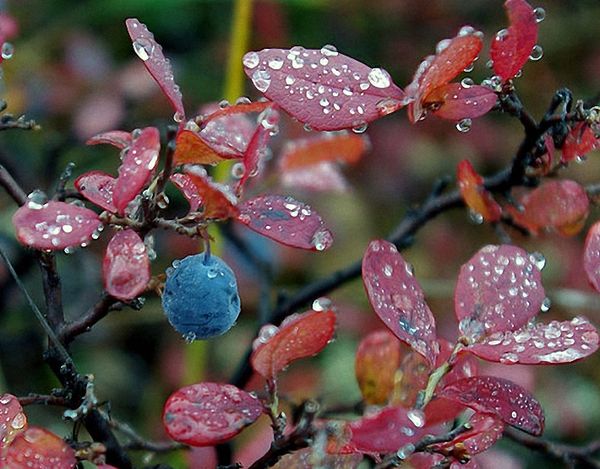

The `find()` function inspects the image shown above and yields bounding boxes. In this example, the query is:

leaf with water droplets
[243,46,405,131]
[431,413,504,456]
[362,239,438,366]
[0,394,27,449]
[170,173,202,212]
[340,406,428,455]
[406,28,483,122]
[508,180,589,236]
[4,426,76,469]
[202,100,273,124]
[467,317,599,365]
[455,245,545,338]
[490,0,538,81]
[281,161,349,193]
[584,222,600,292]
[198,112,255,160]
[74,170,117,212]
[13,201,102,251]
[163,382,263,446]
[103,229,150,301]
[457,159,502,223]
[424,83,497,120]
[272,447,362,469]
[438,376,544,435]
[179,169,239,220]
[173,129,236,166]
[251,309,336,381]
[113,126,161,215]
[236,194,333,251]
[561,122,599,163]
[355,330,402,405]
[86,130,132,149]
[125,18,185,119]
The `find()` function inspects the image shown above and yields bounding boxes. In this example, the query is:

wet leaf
[272,447,362,469]
[281,162,349,193]
[561,122,599,163]
[113,127,161,215]
[170,173,202,212]
[202,100,273,124]
[432,413,504,456]
[74,170,117,213]
[243,46,405,131]
[251,309,336,381]
[199,111,254,160]
[455,245,545,339]
[125,18,185,119]
[4,426,76,469]
[466,317,599,365]
[362,239,438,366]
[0,394,27,449]
[584,222,600,292]
[103,229,150,301]
[490,0,538,81]
[180,169,239,220]
[425,83,497,120]
[163,382,263,446]
[173,129,234,166]
[85,130,132,149]
[457,159,502,222]
[236,195,333,251]
[509,180,589,236]
[355,330,402,405]
[438,376,544,435]
[13,201,102,251]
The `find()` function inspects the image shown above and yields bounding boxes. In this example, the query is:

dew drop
[312,297,332,312]
[367,67,391,89]
[285,75,295,85]
[407,409,426,428]
[173,111,184,123]
[251,69,271,92]
[436,39,451,54]
[352,122,368,134]
[495,28,509,42]
[376,98,401,116]
[383,264,393,277]
[540,297,551,312]
[469,209,484,224]
[268,56,284,70]
[320,44,338,57]
[231,162,245,179]
[243,51,260,69]
[533,7,546,23]
[456,118,472,133]
[461,77,475,88]
[183,331,197,343]
[529,252,546,270]
[529,45,543,61]
[1,42,14,60]
[258,324,279,343]
[396,443,416,460]
[132,38,153,61]
[207,268,218,279]
[458,26,476,37]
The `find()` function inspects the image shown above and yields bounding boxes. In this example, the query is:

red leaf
[355,330,402,405]
[584,222,600,292]
[163,382,263,446]
[170,173,202,212]
[74,170,117,212]
[13,201,102,251]
[181,169,239,220]
[466,317,599,365]
[281,162,349,193]
[0,394,27,449]
[561,122,599,163]
[432,413,504,456]
[455,245,545,339]
[438,376,544,435]
[125,18,185,119]
[86,130,132,149]
[173,129,235,166]
[273,447,362,469]
[342,406,428,454]
[279,131,368,171]
[251,309,336,380]
[490,0,538,81]
[4,426,76,469]
[113,127,161,215]
[243,46,405,131]
[425,83,497,120]
[509,180,589,236]
[457,159,502,223]
[362,239,438,366]
[199,110,255,159]
[103,229,150,301]
[406,28,483,122]
[236,195,333,251]
[202,100,273,124]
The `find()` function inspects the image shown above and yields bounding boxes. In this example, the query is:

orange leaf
[457,159,502,222]
[173,130,236,166]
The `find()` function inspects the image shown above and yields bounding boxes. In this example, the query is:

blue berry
[162,253,241,341]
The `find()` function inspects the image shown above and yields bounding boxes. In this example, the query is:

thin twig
[59,292,117,344]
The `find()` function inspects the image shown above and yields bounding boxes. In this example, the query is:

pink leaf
[163,383,263,446]
[199,110,256,159]
[584,222,600,292]
[13,201,102,251]
[0,394,27,449]
[251,309,336,381]
[561,122,599,163]
[113,127,161,215]
[466,317,599,365]
[342,406,428,454]
[86,130,132,149]
[236,195,333,251]
[438,376,544,435]
[455,245,545,338]
[4,426,77,469]
[425,83,497,120]
[281,162,349,193]
[490,0,538,81]
[362,239,438,366]
[74,170,117,212]
[125,18,185,119]
[103,229,150,301]
[432,413,504,456]
[170,173,202,212]
[243,46,405,131]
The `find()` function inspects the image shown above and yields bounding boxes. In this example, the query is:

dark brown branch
[0,164,28,205]
[59,292,118,344]
[18,393,68,407]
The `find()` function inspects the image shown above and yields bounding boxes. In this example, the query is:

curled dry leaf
[243,46,405,131]
[251,308,336,381]
[4,426,77,469]
[438,376,544,436]
[236,195,333,251]
[362,239,438,366]
[466,317,599,365]
[103,229,150,301]
[74,170,117,213]
[163,382,263,446]
[13,201,102,251]
[457,159,502,223]
[272,447,362,469]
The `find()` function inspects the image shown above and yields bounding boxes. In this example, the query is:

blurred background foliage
[1,0,600,467]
